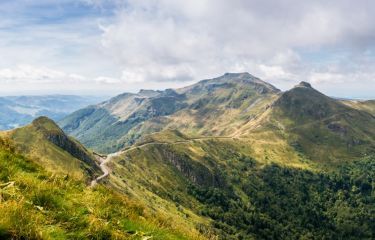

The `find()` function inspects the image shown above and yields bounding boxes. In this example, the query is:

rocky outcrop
[295,81,312,88]
[160,146,225,188]
[46,133,95,166]
[32,117,98,168]
[327,122,347,135]
[273,83,342,120]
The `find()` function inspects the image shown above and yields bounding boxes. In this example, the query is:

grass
[341,99,375,116]
[59,73,281,153]
[0,137,200,240]
[105,129,374,239]
[106,130,317,239]
[0,118,99,181]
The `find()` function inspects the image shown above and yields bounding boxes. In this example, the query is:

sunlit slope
[128,80,375,166]
[341,99,375,116]
[236,82,375,164]
[131,73,280,138]
[102,82,375,238]
[0,117,100,180]
[59,73,280,153]
[0,132,201,239]
[59,72,374,164]
[107,129,375,239]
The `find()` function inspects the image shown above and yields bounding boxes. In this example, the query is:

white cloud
[120,64,194,83]
[0,0,375,98]
[309,72,346,84]
[95,76,121,84]
[0,65,87,83]
[97,0,375,94]
[258,65,295,80]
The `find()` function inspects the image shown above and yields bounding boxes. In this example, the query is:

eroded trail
[90,152,123,187]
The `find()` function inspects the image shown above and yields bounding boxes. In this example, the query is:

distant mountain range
[59,73,281,153]
[1,73,374,239]
[59,72,374,158]
[0,95,106,130]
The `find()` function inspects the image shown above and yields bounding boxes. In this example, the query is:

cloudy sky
[0,0,374,98]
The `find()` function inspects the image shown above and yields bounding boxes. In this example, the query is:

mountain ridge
[0,116,101,180]
[1,73,374,239]
[59,73,282,153]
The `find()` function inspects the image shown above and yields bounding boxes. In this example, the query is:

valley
[0,95,106,131]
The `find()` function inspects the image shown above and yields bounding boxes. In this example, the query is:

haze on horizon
[0,0,374,99]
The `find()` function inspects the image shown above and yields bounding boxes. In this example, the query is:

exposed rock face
[327,122,347,135]
[295,81,312,88]
[32,117,97,168]
[46,133,95,166]
[160,146,225,188]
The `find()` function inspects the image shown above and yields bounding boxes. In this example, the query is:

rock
[327,122,347,135]
[295,81,312,88]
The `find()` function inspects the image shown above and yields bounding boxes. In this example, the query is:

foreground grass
[0,138,194,240]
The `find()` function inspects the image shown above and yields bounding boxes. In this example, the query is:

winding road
[90,151,123,187]
[89,136,239,187]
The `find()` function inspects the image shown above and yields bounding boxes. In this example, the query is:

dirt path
[90,152,123,187]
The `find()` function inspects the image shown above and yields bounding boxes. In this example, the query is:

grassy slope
[0,137,200,240]
[59,73,280,153]
[56,76,374,238]
[59,91,188,153]
[106,130,311,237]
[341,99,375,116]
[0,117,99,180]
[104,83,375,238]
[228,83,375,166]
[131,91,278,139]
[107,130,374,239]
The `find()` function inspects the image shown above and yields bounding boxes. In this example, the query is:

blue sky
[0,0,374,98]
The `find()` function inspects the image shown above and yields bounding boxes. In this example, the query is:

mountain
[59,73,281,153]
[60,73,374,163]
[3,73,374,239]
[105,80,375,237]
[0,116,100,180]
[341,99,375,116]
[0,95,105,130]
[236,81,375,164]
[107,130,374,239]
[58,73,374,238]
[0,118,201,239]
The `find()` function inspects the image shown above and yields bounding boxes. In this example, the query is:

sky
[0,0,374,99]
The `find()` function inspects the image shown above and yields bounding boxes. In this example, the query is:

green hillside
[75,76,374,239]
[59,73,280,153]
[4,73,374,239]
[341,99,375,116]
[0,122,204,239]
[107,130,375,239]
[254,82,375,165]
[60,73,374,165]
[1,117,100,180]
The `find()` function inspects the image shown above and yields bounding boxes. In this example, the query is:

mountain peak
[191,72,280,93]
[32,116,54,124]
[295,81,312,88]
[32,116,61,132]
[30,116,99,171]
[138,89,160,97]
[223,72,253,78]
